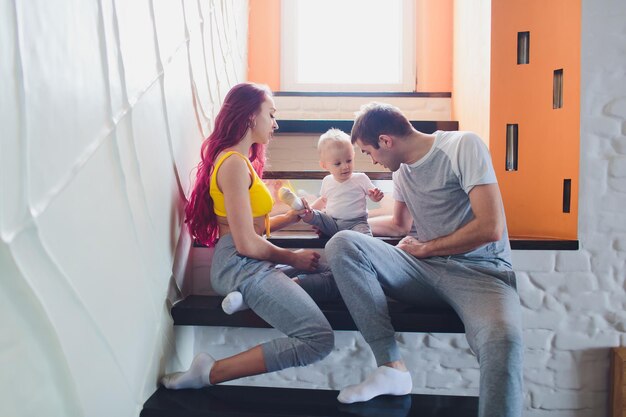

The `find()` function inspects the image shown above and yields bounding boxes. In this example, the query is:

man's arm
[369,200,413,236]
[397,183,505,258]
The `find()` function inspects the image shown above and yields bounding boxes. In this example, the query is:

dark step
[264,171,392,180]
[195,233,579,251]
[141,385,478,417]
[172,295,465,333]
[264,234,578,251]
[274,119,459,135]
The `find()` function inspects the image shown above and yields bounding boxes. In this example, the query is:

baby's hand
[368,187,384,202]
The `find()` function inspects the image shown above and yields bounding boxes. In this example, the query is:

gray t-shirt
[393,130,512,269]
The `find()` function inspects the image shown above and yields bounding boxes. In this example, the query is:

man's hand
[396,236,430,258]
[368,187,384,202]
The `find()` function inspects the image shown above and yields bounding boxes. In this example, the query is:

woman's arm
[219,156,318,270]
[270,209,303,231]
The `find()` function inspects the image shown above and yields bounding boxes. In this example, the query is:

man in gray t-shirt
[326,103,523,417]
[392,129,513,269]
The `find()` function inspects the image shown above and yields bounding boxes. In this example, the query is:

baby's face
[320,142,355,182]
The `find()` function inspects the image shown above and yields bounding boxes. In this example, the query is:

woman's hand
[285,198,313,223]
[290,249,320,271]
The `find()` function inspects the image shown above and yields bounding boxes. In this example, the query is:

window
[281,0,415,92]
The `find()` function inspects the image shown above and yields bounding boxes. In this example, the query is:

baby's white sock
[337,366,412,404]
[221,291,248,315]
[161,352,215,389]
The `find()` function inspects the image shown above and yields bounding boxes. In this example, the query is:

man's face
[355,137,401,172]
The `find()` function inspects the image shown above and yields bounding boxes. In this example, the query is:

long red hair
[185,82,271,246]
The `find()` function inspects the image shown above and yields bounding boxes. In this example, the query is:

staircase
[140,119,480,416]
[141,290,477,417]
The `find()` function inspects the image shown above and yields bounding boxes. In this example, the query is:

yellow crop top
[209,151,274,236]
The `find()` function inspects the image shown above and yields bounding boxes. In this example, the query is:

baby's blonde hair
[318,128,352,155]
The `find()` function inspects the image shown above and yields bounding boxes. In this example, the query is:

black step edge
[264,171,392,180]
[193,235,579,251]
[141,385,478,417]
[274,91,452,97]
[275,120,459,134]
[265,236,580,251]
[171,295,465,333]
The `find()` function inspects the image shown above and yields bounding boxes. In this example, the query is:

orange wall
[490,0,581,239]
[247,0,280,90]
[248,0,581,239]
[415,0,453,92]
[247,0,452,92]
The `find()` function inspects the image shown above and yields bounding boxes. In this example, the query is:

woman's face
[251,95,279,144]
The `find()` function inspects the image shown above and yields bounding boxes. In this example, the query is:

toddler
[301,128,383,236]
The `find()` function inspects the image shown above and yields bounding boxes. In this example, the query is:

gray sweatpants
[210,234,336,372]
[306,211,371,237]
[325,231,523,417]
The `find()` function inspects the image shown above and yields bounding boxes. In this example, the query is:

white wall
[0,1,248,417]
[185,2,626,417]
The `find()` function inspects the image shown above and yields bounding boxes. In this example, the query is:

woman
[161,83,335,388]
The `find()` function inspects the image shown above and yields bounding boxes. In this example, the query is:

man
[326,103,523,417]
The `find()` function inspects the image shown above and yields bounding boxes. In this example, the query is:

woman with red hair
[161,83,335,388]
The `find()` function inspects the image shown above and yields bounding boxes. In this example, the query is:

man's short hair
[351,102,413,148]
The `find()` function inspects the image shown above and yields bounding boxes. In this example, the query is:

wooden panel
[267,133,387,172]
[612,348,626,417]
[490,0,581,239]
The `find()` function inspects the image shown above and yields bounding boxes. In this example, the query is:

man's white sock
[337,366,412,404]
[161,352,215,389]
[221,291,248,315]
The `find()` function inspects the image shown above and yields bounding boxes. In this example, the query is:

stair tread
[194,233,580,251]
[274,119,459,134]
[141,385,478,417]
[172,295,465,333]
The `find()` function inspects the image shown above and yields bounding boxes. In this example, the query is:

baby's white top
[320,173,375,219]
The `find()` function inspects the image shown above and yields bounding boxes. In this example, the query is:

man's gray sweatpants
[325,230,523,417]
